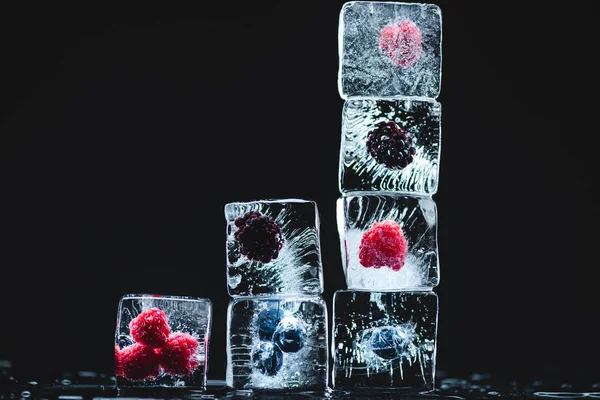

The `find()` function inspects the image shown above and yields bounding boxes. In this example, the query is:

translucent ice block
[114,294,212,389]
[226,295,328,391]
[338,1,442,99]
[339,98,441,195]
[337,193,439,289]
[332,290,438,392]
[224,199,324,297]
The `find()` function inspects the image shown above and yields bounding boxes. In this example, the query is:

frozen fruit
[114,344,123,377]
[159,332,200,376]
[251,340,283,376]
[129,307,171,348]
[366,121,416,170]
[359,219,408,271]
[234,211,284,263]
[273,316,306,353]
[370,326,408,360]
[116,343,160,381]
[256,308,284,341]
[379,19,422,68]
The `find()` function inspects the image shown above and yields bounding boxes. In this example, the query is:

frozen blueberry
[256,308,284,341]
[251,341,283,376]
[370,326,407,360]
[273,316,307,353]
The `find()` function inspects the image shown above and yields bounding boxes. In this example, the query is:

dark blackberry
[366,121,416,170]
[234,211,284,263]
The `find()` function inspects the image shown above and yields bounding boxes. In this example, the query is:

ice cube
[226,295,328,391]
[332,290,438,392]
[338,1,442,99]
[339,98,441,195]
[337,192,439,289]
[114,294,212,389]
[224,199,324,297]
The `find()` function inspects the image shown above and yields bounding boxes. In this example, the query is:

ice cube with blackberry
[225,199,324,297]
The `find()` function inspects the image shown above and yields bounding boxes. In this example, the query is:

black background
[1,0,599,385]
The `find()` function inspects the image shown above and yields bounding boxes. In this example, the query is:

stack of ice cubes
[224,199,329,392]
[333,1,442,393]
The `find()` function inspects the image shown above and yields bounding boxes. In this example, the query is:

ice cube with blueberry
[224,199,324,297]
[337,192,438,290]
[340,98,441,195]
[114,294,212,389]
[338,1,442,99]
[332,290,438,392]
[226,295,328,391]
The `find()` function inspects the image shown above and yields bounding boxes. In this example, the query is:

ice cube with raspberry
[115,294,212,389]
[338,1,442,99]
[337,192,439,290]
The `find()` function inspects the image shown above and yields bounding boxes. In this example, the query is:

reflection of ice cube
[115,294,212,389]
[224,199,324,297]
[337,193,439,289]
[338,1,442,99]
[332,290,438,392]
[340,98,441,195]
[226,296,328,391]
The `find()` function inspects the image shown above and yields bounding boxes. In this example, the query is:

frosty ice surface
[224,199,324,297]
[337,193,439,289]
[339,98,441,195]
[226,295,328,391]
[338,1,442,99]
[332,290,438,392]
[115,294,212,389]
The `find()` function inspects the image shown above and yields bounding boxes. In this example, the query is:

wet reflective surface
[1,368,599,399]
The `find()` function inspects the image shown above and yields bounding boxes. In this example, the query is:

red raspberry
[129,308,171,348]
[115,343,161,381]
[114,345,123,377]
[359,220,408,271]
[158,332,200,376]
[379,19,422,68]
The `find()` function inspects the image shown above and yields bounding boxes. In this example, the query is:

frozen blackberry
[234,211,284,263]
[366,121,416,170]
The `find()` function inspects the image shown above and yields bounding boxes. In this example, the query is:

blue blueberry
[273,316,307,353]
[370,326,407,360]
[251,341,283,376]
[256,308,284,340]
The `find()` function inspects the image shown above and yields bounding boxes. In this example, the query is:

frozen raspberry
[234,211,284,263]
[115,343,161,381]
[129,308,171,348]
[359,220,408,271]
[114,344,123,377]
[158,332,200,376]
[366,121,416,170]
[379,19,422,68]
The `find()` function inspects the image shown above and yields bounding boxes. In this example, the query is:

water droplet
[487,391,501,396]
[61,379,71,385]
[20,391,31,399]
[26,381,37,386]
